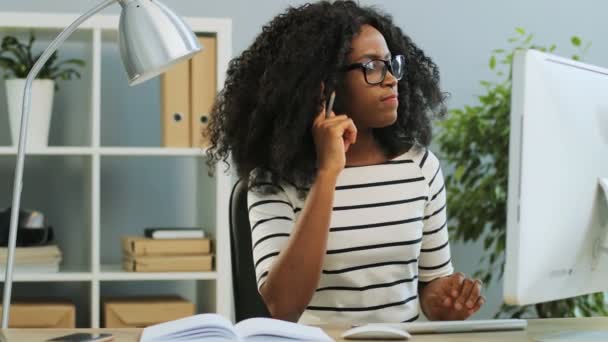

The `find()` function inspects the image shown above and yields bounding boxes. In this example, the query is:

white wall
[2,0,608,319]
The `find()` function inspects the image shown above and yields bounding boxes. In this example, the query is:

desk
[1,317,607,341]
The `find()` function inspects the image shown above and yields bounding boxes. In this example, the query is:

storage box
[0,301,75,328]
[122,236,212,256]
[122,254,214,272]
[103,296,195,328]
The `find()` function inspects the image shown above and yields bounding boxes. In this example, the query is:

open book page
[235,317,334,341]
[139,314,239,341]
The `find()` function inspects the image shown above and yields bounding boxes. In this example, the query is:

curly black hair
[205,0,447,194]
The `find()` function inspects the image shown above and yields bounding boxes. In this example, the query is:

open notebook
[139,314,334,341]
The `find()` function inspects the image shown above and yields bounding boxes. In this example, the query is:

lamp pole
[1,1,117,328]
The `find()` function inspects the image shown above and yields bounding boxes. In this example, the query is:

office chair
[229,178,271,322]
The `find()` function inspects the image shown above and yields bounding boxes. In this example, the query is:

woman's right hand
[312,97,358,175]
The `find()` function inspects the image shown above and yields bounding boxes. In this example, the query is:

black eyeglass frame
[343,54,406,85]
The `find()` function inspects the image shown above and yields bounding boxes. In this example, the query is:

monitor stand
[543,178,608,342]
[536,331,608,342]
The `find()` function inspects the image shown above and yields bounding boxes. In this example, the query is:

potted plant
[437,28,607,318]
[0,32,84,147]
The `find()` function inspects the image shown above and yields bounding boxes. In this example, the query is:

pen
[326,91,336,119]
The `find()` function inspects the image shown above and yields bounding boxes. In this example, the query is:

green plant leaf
[0,56,18,70]
[489,56,497,70]
[571,36,582,47]
[53,58,86,68]
[2,45,29,66]
[515,27,526,35]
[454,165,465,182]
[26,31,35,64]
[523,34,534,45]
[51,68,82,80]
[479,80,492,88]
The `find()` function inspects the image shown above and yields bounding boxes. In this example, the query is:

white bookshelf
[0,11,234,328]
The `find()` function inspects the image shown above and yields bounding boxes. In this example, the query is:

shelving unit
[0,11,233,328]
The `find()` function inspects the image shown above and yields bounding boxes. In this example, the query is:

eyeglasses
[343,55,406,85]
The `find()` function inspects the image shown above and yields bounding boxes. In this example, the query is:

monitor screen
[504,49,608,306]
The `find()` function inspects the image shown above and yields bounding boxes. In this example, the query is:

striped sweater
[248,147,453,324]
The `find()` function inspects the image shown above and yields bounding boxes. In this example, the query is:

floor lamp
[2,0,201,328]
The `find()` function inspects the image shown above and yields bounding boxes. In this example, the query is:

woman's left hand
[419,272,485,321]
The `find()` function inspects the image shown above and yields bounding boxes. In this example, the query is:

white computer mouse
[341,325,411,340]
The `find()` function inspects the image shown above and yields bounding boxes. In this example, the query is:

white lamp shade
[118,0,202,86]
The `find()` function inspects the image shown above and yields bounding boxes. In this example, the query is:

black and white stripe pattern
[248,147,453,325]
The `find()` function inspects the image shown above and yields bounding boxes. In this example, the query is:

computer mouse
[341,325,411,340]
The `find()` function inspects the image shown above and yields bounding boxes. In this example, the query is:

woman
[206,0,485,324]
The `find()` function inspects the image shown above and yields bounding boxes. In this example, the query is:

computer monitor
[504,49,608,341]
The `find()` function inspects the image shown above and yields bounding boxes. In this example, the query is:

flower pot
[6,78,55,148]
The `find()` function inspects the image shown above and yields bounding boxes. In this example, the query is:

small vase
[5,78,55,148]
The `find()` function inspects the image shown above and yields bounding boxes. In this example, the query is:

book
[122,236,211,256]
[0,245,61,258]
[139,313,334,342]
[122,254,213,272]
[0,245,62,264]
[144,228,206,239]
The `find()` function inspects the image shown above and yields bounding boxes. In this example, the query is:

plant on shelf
[0,32,85,147]
[436,27,607,318]
[0,32,85,83]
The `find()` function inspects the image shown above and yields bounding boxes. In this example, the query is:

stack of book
[122,229,213,272]
[0,245,62,273]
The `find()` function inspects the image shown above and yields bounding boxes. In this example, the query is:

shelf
[0,147,94,156]
[97,265,218,281]
[99,147,206,157]
[0,11,233,327]
[0,147,207,157]
[0,270,93,282]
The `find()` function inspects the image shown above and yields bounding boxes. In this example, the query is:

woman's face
[338,24,399,130]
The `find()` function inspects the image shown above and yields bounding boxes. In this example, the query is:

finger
[455,278,475,311]
[331,118,357,147]
[343,118,357,145]
[343,128,357,152]
[320,115,350,131]
[442,296,452,308]
[468,296,486,316]
[324,114,349,124]
[312,116,351,150]
[466,279,483,309]
[448,273,465,298]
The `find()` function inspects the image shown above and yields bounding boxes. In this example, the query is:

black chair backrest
[229,178,271,321]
